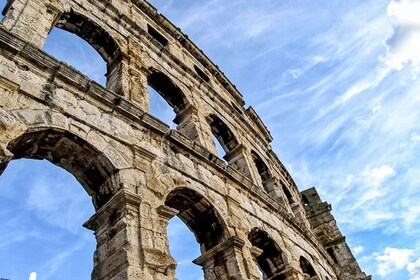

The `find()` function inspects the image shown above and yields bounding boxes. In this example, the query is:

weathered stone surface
[0,1,369,280]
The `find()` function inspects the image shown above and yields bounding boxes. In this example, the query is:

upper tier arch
[56,10,120,64]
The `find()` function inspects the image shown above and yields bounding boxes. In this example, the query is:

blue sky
[1,0,419,279]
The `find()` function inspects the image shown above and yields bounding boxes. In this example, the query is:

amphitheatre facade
[0,0,370,279]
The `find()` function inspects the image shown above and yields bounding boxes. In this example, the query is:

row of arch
[149,69,299,214]
[1,2,334,280]
[2,4,300,212]
[165,187,322,279]
[1,127,326,279]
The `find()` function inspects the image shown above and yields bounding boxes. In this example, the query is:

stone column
[174,104,208,145]
[193,237,250,280]
[106,52,147,105]
[138,204,178,279]
[224,145,254,180]
[1,0,63,48]
[262,177,283,199]
[249,246,264,280]
[84,189,144,280]
[128,66,149,111]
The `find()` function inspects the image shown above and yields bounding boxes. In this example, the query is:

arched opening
[299,256,318,279]
[282,185,295,205]
[6,129,117,209]
[44,11,121,91]
[148,85,177,128]
[165,188,228,279]
[0,159,95,279]
[248,228,288,280]
[167,216,203,280]
[56,12,119,64]
[43,28,107,86]
[165,188,226,251]
[251,151,272,191]
[208,114,239,158]
[147,71,187,128]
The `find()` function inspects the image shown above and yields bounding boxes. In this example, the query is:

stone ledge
[141,113,170,135]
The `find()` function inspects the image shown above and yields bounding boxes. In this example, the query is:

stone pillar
[224,145,254,180]
[193,237,250,280]
[139,204,178,279]
[1,0,63,48]
[249,246,264,280]
[262,177,283,199]
[106,54,127,96]
[128,66,149,111]
[174,104,208,145]
[84,189,144,280]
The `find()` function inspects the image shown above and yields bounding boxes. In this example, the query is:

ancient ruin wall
[0,0,370,279]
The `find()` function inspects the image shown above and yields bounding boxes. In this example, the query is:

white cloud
[362,165,396,187]
[29,272,37,280]
[411,133,420,142]
[407,257,420,280]
[375,247,415,276]
[385,0,420,73]
[353,245,365,256]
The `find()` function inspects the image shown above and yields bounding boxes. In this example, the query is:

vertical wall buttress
[301,188,371,280]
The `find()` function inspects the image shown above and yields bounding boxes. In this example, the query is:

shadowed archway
[165,188,227,251]
[6,129,118,209]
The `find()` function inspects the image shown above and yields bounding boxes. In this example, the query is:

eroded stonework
[0,0,370,279]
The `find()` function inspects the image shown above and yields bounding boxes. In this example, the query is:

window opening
[165,188,225,251]
[302,194,310,206]
[212,134,227,163]
[209,115,238,159]
[147,72,186,128]
[148,85,177,128]
[147,24,168,46]
[167,216,203,280]
[326,248,338,263]
[194,65,210,83]
[43,27,107,86]
[231,102,243,115]
[251,151,272,191]
[0,159,95,279]
[299,256,318,278]
[282,185,295,205]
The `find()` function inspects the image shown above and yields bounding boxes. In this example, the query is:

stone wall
[0,0,369,279]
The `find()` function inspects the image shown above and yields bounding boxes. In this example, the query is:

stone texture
[0,1,369,279]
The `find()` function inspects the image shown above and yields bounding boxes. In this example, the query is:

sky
[0,0,419,280]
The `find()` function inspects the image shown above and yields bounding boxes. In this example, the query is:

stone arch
[208,114,239,154]
[299,256,318,279]
[248,227,289,280]
[147,70,188,116]
[52,9,125,94]
[165,187,228,251]
[282,184,295,205]
[55,10,120,64]
[5,128,118,209]
[251,150,273,190]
